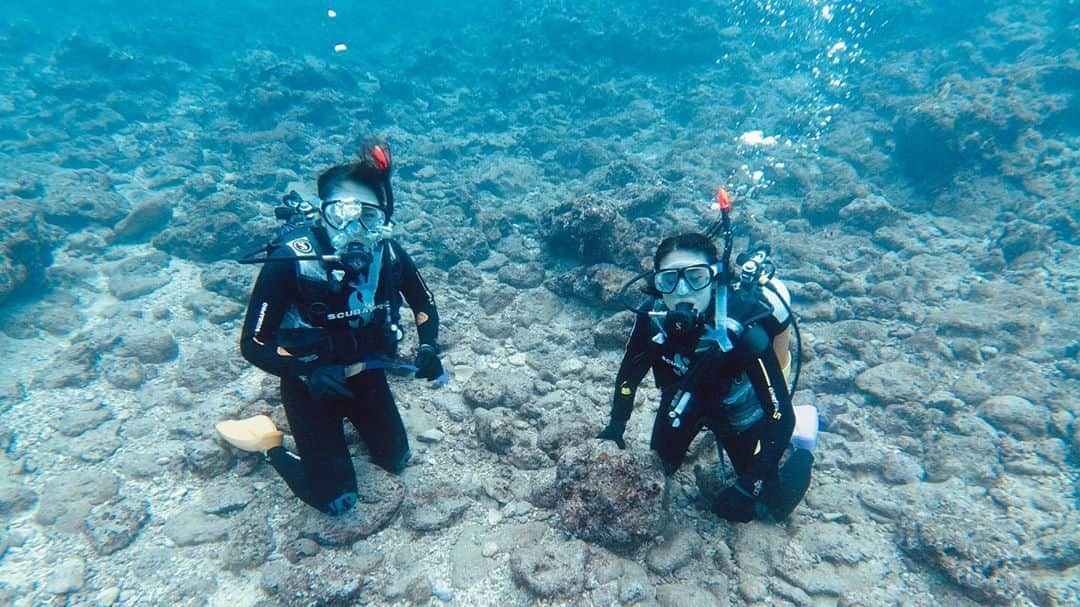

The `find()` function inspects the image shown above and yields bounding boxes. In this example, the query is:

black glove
[306,365,353,399]
[596,419,627,449]
[713,483,758,523]
[413,344,444,381]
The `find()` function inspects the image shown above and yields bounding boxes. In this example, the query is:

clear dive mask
[321,198,392,270]
[322,198,387,232]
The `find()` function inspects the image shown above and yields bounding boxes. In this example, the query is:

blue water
[1,1,1077,605]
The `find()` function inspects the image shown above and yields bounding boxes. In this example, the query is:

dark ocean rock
[84,496,149,555]
[0,480,38,517]
[52,400,112,437]
[509,537,589,599]
[106,251,172,299]
[35,469,121,533]
[900,513,1022,603]
[164,508,229,546]
[954,355,1056,405]
[541,194,625,260]
[927,302,1039,353]
[260,556,364,607]
[473,407,552,470]
[41,169,131,229]
[183,290,245,324]
[100,356,152,390]
[880,451,925,485]
[497,261,546,289]
[474,282,518,315]
[996,218,1053,263]
[536,415,595,461]
[402,481,472,532]
[428,225,490,268]
[0,200,56,304]
[33,341,97,388]
[175,344,246,392]
[646,527,703,575]
[109,195,174,243]
[29,302,86,336]
[462,370,510,409]
[200,484,254,516]
[219,509,274,571]
[547,263,635,310]
[201,261,256,303]
[924,413,1002,484]
[838,195,904,230]
[153,193,272,263]
[554,441,665,553]
[111,327,179,364]
[184,439,234,477]
[656,583,722,607]
[854,362,937,405]
[593,312,635,350]
[976,395,1049,440]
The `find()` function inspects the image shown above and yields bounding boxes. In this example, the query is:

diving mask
[653,264,715,294]
[322,198,387,231]
[321,198,392,271]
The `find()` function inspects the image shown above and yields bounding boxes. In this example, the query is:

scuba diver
[215,139,445,515]
[596,190,815,523]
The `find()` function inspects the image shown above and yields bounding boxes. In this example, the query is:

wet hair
[653,233,718,270]
[316,162,386,204]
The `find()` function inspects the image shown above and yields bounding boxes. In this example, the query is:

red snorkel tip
[371,145,390,171]
[715,187,732,213]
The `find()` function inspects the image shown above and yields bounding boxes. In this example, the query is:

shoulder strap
[743,347,793,421]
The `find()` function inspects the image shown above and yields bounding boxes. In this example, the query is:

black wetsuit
[239,226,438,514]
[610,282,795,502]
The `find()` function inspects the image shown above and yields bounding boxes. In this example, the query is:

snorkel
[706,187,736,283]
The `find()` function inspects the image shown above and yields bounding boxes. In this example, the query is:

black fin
[767,448,814,521]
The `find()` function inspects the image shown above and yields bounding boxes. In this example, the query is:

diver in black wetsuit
[597,233,813,522]
[216,140,444,515]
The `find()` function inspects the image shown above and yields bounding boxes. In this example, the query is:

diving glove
[413,344,444,381]
[596,419,627,449]
[306,365,354,399]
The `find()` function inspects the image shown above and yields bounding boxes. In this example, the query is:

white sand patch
[738,130,780,147]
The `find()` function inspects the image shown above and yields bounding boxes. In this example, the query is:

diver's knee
[325,491,358,516]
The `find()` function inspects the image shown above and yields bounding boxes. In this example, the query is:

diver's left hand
[713,483,758,523]
[413,344,444,381]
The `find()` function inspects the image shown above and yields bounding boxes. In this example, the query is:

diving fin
[215,415,283,453]
[766,448,814,521]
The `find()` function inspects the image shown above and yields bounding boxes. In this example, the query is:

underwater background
[1,1,1077,605]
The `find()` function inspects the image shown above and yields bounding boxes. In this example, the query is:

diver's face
[656,249,715,313]
[321,182,385,255]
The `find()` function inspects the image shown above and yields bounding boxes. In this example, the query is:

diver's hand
[596,419,627,449]
[413,344,444,381]
[306,365,354,399]
[713,483,758,523]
